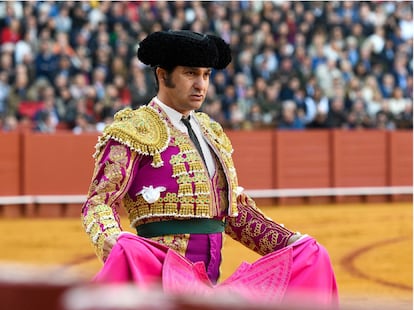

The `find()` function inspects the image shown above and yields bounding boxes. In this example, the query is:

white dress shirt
[153,97,216,177]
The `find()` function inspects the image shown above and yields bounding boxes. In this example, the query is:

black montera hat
[137,30,232,70]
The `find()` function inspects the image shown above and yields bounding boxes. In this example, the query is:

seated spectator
[387,87,411,116]
[0,70,9,116]
[379,73,395,99]
[228,103,245,130]
[202,98,227,126]
[33,110,56,133]
[34,39,59,84]
[361,74,383,118]
[395,102,413,129]
[1,115,18,132]
[257,80,281,127]
[303,86,329,124]
[277,100,305,130]
[346,98,373,129]
[306,108,329,129]
[72,113,96,134]
[0,17,21,45]
[326,97,348,129]
[246,103,265,130]
[374,110,396,130]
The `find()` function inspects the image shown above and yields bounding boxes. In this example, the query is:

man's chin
[189,99,204,109]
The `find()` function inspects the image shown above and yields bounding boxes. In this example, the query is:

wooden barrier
[332,130,389,203]
[0,132,21,196]
[273,130,332,205]
[0,130,412,217]
[19,132,98,217]
[227,130,274,205]
[21,132,98,195]
[389,131,413,202]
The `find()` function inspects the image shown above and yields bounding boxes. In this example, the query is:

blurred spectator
[306,108,329,129]
[33,85,62,132]
[53,4,72,33]
[379,73,395,99]
[346,98,373,129]
[14,29,34,66]
[0,70,10,116]
[34,39,59,83]
[386,87,412,116]
[228,103,245,130]
[395,102,413,129]
[72,113,96,134]
[246,103,265,129]
[326,97,348,129]
[8,67,33,119]
[33,110,56,133]
[0,17,21,46]
[374,110,396,130]
[221,85,236,122]
[253,46,278,81]
[303,86,329,124]
[257,80,281,126]
[69,72,89,100]
[128,61,156,109]
[202,98,226,126]
[361,74,383,117]
[1,115,19,132]
[277,100,305,130]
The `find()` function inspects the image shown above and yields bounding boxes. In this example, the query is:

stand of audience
[0,1,412,133]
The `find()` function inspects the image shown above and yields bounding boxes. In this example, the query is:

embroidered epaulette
[94,106,170,167]
[195,112,233,155]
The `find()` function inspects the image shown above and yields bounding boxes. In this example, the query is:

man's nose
[194,76,207,90]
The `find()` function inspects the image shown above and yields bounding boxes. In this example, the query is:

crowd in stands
[0,1,412,133]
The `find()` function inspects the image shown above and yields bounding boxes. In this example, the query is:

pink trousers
[94,233,338,309]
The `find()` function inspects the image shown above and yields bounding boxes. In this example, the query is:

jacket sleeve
[81,139,139,260]
[225,192,295,256]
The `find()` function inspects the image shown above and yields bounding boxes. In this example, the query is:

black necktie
[181,116,207,165]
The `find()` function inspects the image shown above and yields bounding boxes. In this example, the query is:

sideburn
[164,72,176,88]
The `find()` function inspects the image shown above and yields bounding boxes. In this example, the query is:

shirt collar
[153,96,194,129]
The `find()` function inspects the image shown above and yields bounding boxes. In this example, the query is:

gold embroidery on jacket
[82,145,137,260]
[122,102,238,228]
[150,235,189,257]
[194,112,238,216]
[94,106,170,168]
[225,198,292,256]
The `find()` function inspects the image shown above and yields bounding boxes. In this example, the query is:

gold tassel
[172,163,187,176]
[151,153,163,168]
[178,183,193,197]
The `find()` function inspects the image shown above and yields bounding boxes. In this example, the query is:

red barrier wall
[274,130,332,188]
[331,131,389,203]
[332,130,388,187]
[389,131,413,186]
[273,130,332,205]
[227,130,274,189]
[21,133,98,195]
[0,130,412,204]
[0,132,21,195]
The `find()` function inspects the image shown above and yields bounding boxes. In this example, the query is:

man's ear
[156,67,166,81]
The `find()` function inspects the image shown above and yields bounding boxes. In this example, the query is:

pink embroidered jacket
[81,100,294,260]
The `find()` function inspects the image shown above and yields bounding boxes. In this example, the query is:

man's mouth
[190,94,204,99]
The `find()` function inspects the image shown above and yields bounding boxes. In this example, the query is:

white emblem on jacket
[137,185,166,203]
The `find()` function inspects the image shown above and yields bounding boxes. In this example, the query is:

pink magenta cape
[94,233,338,308]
